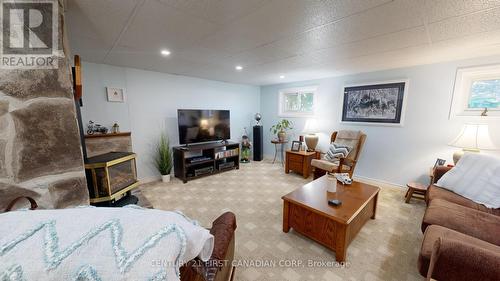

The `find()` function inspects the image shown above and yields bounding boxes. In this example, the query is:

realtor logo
[0,0,58,69]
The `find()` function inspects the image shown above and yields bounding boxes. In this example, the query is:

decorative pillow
[325,142,352,162]
[436,153,500,209]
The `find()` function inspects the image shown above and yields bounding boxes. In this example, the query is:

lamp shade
[449,124,497,150]
[302,119,318,134]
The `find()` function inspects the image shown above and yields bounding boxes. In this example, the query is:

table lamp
[449,123,497,164]
[303,119,318,152]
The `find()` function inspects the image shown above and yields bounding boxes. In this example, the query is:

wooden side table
[285,150,320,178]
[405,182,428,203]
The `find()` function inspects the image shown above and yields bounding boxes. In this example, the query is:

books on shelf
[214,148,239,159]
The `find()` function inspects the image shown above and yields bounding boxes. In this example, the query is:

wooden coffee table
[282,175,380,262]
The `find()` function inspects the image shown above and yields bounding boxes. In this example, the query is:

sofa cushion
[422,199,500,245]
[418,225,500,278]
[436,153,500,209]
[427,185,500,216]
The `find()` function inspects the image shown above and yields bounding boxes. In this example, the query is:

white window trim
[278,86,317,118]
[450,64,500,119]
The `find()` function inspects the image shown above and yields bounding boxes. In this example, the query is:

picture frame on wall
[341,80,408,126]
[433,158,446,169]
[106,87,125,102]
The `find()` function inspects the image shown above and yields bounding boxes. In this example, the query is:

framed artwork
[291,141,301,152]
[279,86,317,117]
[106,87,125,102]
[449,64,500,119]
[341,80,408,126]
[433,158,446,169]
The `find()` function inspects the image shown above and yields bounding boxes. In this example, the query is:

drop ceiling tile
[175,47,233,66]
[105,46,208,75]
[424,0,500,23]
[67,0,500,85]
[66,0,138,61]
[116,0,220,55]
[305,26,428,63]
[428,6,500,42]
[158,0,271,25]
[227,43,297,66]
[240,0,425,63]
[200,0,391,54]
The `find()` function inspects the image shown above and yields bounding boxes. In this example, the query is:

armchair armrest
[426,237,500,281]
[432,166,452,183]
[180,212,236,281]
[339,157,356,168]
[4,196,38,212]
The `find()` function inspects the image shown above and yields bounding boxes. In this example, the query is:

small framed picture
[106,87,125,102]
[291,141,301,152]
[433,158,446,169]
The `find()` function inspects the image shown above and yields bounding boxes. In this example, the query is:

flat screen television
[177,109,230,144]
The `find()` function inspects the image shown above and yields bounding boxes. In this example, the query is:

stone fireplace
[0,0,89,210]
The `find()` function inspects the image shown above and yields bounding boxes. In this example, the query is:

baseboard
[353,175,405,189]
[138,176,161,184]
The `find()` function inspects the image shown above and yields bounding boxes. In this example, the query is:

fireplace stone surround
[0,0,89,211]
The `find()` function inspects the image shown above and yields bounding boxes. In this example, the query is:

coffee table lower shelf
[282,192,378,262]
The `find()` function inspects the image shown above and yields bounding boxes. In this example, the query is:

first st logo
[0,0,58,69]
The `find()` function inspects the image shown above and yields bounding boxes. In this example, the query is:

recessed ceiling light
[160,49,171,56]
[279,75,285,79]
[235,65,243,71]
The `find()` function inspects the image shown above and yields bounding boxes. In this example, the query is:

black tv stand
[173,141,240,183]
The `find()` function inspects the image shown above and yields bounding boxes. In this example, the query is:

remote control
[328,199,342,206]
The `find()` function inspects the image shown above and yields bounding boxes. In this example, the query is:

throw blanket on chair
[0,206,214,281]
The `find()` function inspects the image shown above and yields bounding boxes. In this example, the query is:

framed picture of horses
[341,80,408,126]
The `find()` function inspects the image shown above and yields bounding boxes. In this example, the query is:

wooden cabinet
[285,150,320,178]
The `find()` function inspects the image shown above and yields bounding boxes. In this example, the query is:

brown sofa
[418,166,500,281]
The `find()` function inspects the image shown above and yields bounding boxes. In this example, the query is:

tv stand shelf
[173,141,240,183]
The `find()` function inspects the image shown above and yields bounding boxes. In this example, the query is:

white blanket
[0,206,214,281]
[436,153,500,209]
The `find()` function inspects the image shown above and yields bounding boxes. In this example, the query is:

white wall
[81,62,260,180]
[81,63,131,131]
[260,56,500,186]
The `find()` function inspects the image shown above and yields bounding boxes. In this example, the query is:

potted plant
[155,133,172,182]
[270,119,293,141]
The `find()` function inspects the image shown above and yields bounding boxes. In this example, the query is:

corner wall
[260,55,500,186]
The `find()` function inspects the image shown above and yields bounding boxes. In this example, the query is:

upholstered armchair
[311,130,366,179]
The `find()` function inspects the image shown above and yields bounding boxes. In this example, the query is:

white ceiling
[66,0,500,85]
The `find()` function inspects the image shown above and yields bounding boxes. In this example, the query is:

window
[468,79,500,109]
[450,65,500,118]
[279,87,316,117]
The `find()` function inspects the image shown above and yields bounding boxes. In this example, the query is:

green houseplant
[270,119,293,141]
[155,133,172,182]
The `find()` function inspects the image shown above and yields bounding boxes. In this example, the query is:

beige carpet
[139,160,426,281]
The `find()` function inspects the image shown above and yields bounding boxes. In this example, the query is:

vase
[277,131,286,142]
[161,174,171,183]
